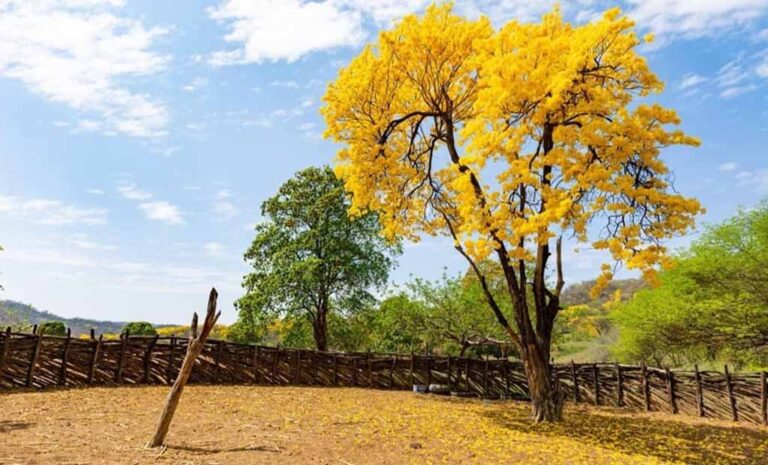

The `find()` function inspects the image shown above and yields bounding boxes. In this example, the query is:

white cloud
[735,169,768,194]
[139,201,184,225]
[182,76,209,92]
[213,189,238,220]
[0,194,107,226]
[0,0,170,138]
[720,84,758,98]
[86,188,104,195]
[203,242,226,257]
[118,182,152,201]
[678,73,708,90]
[627,0,768,42]
[208,0,366,65]
[719,162,738,172]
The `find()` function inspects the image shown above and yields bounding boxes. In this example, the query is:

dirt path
[1,385,766,464]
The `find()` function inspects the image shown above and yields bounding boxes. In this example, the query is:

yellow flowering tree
[322,5,702,422]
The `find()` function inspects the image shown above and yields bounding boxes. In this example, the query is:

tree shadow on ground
[0,421,32,433]
[481,406,768,465]
[165,444,279,455]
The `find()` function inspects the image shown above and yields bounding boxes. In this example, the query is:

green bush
[122,321,157,336]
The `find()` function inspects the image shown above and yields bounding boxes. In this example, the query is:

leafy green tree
[122,321,158,336]
[237,166,400,351]
[39,320,67,336]
[613,204,768,369]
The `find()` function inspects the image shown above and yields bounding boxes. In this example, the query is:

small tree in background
[122,321,157,336]
[237,166,400,351]
[39,320,66,336]
[323,5,701,421]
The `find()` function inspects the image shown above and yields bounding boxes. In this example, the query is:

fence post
[592,364,600,406]
[144,335,159,384]
[665,367,677,414]
[504,359,510,398]
[272,346,279,384]
[694,364,705,417]
[409,352,415,386]
[253,346,260,384]
[167,336,177,384]
[389,355,395,388]
[214,340,224,383]
[464,358,470,392]
[427,356,433,387]
[446,355,452,390]
[616,363,624,407]
[570,361,580,403]
[88,335,103,385]
[26,328,45,387]
[58,328,72,386]
[295,349,301,384]
[352,355,358,386]
[641,362,650,411]
[761,371,767,426]
[724,365,738,421]
[333,353,339,386]
[367,350,373,388]
[116,331,129,383]
[0,327,12,383]
[483,359,489,397]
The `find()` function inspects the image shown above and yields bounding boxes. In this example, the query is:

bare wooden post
[144,335,159,384]
[295,349,301,384]
[253,346,260,384]
[26,328,45,387]
[724,365,738,421]
[427,356,433,387]
[504,360,511,398]
[367,350,373,388]
[570,361,580,403]
[761,371,767,426]
[446,355,452,390]
[167,336,177,384]
[483,359,489,397]
[59,328,72,386]
[116,331,129,383]
[593,364,600,406]
[271,346,279,384]
[333,354,339,386]
[694,364,705,417]
[616,363,624,407]
[0,327,12,383]
[88,335,103,385]
[352,356,358,386]
[32,324,38,335]
[214,340,224,383]
[147,288,221,448]
[641,362,650,411]
[409,352,415,386]
[389,355,395,388]
[90,328,95,340]
[665,368,677,414]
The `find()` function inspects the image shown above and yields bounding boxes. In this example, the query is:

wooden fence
[1,328,766,425]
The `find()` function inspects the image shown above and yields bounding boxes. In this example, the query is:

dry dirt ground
[1,385,766,465]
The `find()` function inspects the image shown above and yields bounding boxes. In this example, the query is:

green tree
[122,321,158,336]
[237,166,400,351]
[39,320,67,336]
[613,204,768,369]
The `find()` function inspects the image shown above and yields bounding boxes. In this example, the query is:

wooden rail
[0,329,766,425]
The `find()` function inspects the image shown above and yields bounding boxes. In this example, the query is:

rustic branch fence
[1,328,766,426]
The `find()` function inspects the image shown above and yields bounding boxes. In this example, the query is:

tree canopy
[122,321,158,337]
[613,204,768,370]
[236,166,400,351]
[322,4,700,421]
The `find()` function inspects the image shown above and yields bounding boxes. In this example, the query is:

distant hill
[560,277,646,307]
[0,300,166,337]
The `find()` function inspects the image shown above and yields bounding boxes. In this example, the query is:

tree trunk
[312,309,328,352]
[522,342,563,422]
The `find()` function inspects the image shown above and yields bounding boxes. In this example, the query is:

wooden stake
[616,363,624,407]
[504,360,510,398]
[167,336,177,384]
[295,350,301,384]
[761,371,767,426]
[59,328,72,386]
[147,288,221,448]
[665,367,677,414]
[144,335,159,384]
[483,359,489,397]
[409,352,414,386]
[447,355,452,390]
[389,355,395,388]
[0,327,12,384]
[88,335,103,385]
[352,355,358,386]
[116,331,129,383]
[271,346,278,384]
[333,353,338,386]
[724,365,738,421]
[214,340,224,383]
[593,364,600,406]
[570,361,580,403]
[641,362,650,411]
[90,328,95,340]
[367,350,373,388]
[26,328,45,387]
[253,346,260,384]
[694,364,705,417]
[427,356,433,387]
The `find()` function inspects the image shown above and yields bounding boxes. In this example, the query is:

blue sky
[0,0,767,325]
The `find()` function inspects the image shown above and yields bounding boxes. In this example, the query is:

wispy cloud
[0,194,107,226]
[719,162,738,172]
[0,0,170,138]
[212,189,238,220]
[139,201,185,225]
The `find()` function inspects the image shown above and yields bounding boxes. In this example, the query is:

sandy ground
[1,385,766,465]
